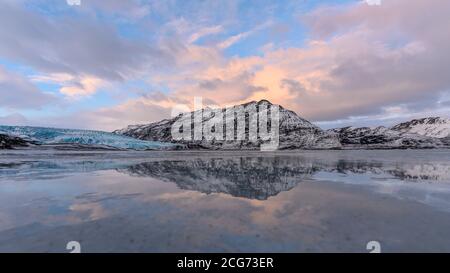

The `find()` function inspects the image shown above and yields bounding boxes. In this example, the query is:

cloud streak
[0,1,175,98]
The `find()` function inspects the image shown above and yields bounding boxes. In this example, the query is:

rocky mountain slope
[329,123,448,149]
[115,100,450,150]
[114,100,342,150]
[390,117,450,138]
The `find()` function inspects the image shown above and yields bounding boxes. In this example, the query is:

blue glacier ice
[0,125,180,150]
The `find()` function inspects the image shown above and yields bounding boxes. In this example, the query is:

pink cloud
[22,0,450,130]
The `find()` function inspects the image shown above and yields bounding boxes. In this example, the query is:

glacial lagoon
[0,149,450,252]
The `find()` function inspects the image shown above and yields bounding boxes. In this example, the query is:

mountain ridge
[1,100,448,150]
[390,117,450,138]
[115,100,449,150]
[114,100,342,150]
[328,126,446,149]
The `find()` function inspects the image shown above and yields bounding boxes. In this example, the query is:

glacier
[0,125,181,150]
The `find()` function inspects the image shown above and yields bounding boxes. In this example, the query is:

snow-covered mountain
[115,100,450,150]
[0,125,182,150]
[328,125,447,149]
[114,100,342,150]
[2,106,447,151]
[390,117,450,138]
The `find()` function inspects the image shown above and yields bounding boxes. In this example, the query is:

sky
[0,0,449,131]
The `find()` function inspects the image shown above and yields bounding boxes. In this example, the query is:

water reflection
[119,158,315,200]
[1,150,450,252]
[118,157,450,199]
[2,151,448,200]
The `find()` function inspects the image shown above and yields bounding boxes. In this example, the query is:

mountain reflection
[118,156,450,200]
[118,157,315,200]
[1,151,449,200]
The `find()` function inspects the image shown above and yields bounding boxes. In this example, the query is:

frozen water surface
[0,149,450,252]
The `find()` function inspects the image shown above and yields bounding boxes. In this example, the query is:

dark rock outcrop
[0,134,29,149]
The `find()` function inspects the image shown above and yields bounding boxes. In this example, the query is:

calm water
[0,149,450,252]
